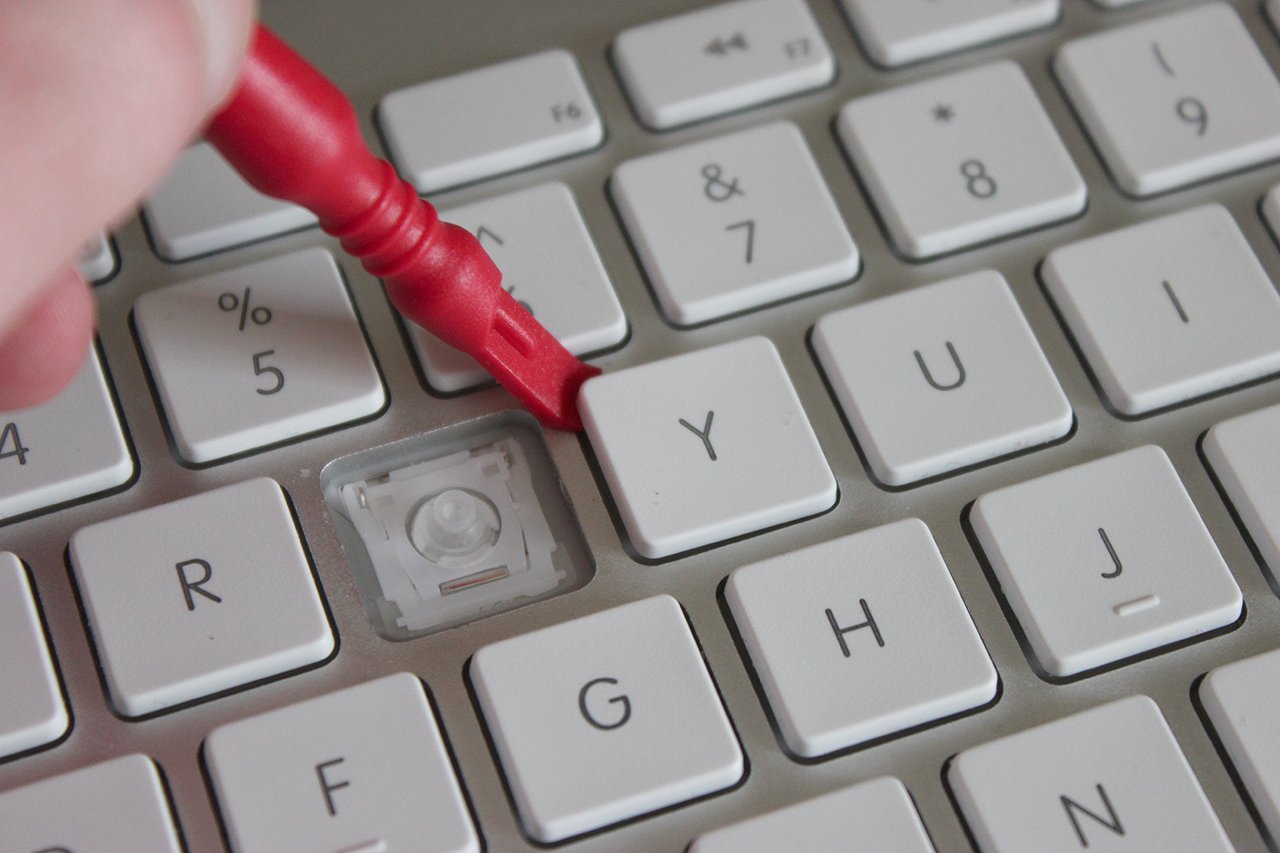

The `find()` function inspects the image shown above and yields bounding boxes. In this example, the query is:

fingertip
[0,0,257,330]
[0,267,96,411]
[185,0,258,111]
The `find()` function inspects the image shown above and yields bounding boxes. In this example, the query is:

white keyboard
[6,1,1280,850]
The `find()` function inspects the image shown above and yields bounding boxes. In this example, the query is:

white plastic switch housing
[340,439,561,633]
[323,416,591,639]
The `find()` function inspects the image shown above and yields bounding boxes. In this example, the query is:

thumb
[0,0,256,406]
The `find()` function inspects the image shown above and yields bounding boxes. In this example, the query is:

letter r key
[69,478,334,717]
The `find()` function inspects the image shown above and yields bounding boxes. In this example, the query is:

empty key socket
[322,414,592,639]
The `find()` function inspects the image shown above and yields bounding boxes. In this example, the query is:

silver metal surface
[5,1,1280,850]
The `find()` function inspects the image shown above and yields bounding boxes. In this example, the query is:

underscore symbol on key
[218,287,273,330]
[335,841,387,853]
[679,410,717,460]
[1113,594,1160,617]
[702,164,744,202]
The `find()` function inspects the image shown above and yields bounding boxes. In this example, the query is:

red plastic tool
[204,25,600,431]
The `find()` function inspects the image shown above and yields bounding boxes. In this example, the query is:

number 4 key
[0,351,133,522]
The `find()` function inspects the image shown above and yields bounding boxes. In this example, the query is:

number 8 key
[837,61,1086,260]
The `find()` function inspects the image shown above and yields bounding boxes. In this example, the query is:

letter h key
[726,519,997,758]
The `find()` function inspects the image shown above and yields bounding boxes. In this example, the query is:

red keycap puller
[205,25,600,431]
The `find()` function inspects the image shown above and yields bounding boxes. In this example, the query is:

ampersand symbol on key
[702,163,745,202]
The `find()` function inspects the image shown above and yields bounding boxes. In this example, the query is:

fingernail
[183,0,255,110]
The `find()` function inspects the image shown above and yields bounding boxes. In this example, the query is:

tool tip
[518,359,602,432]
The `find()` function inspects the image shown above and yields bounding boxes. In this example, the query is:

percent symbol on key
[218,287,273,330]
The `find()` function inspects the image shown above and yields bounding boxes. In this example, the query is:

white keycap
[840,0,1059,67]
[690,777,933,852]
[1091,0,1154,6]
[0,350,133,522]
[1264,182,1280,240]
[0,754,183,852]
[949,696,1232,852]
[612,122,858,325]
[1042,205,1280,416]
[143,142,317,261]
[78,232,116,283]
[0,553,68,759]
[408,183,625,392]
[579,337,836,559]
[1200,646,1280,843]
[1056,4,1280,196]
[726,519,997,758]
[471,595,743,843]
[613,0,834,129]
[207,673,479,853]
[837,61,1085,259]
[68,478,334,718]
[380,50,603,194]
[1204,403,1280,587]
[134,248,385,464]
[970,446,1242,679]
[813,271,1071,486]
